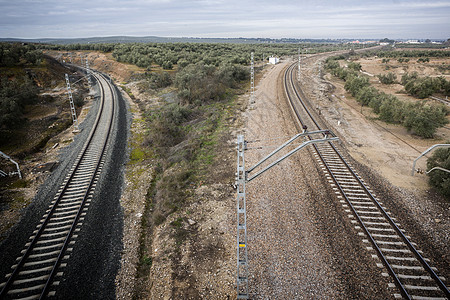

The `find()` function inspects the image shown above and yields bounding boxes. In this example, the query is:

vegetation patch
[427,147,450,198]
[325,55,449,138]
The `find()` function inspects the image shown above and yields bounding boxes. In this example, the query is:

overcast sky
[0,0,449,39]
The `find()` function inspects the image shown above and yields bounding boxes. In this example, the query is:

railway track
[283,62,449,300]
[0,71,116,299]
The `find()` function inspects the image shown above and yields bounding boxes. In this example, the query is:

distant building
[269,56,279,64]
[379,42,390,46]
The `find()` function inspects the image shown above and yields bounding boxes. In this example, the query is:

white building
[269,56,279,64]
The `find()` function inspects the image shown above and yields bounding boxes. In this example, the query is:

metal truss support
[235,129,338,298]
[236,135,248,299]
[412,144,450,176]
[250,52,255,104]
[65,74,80,132]
[85,57,93,88]
[0,151,22,179]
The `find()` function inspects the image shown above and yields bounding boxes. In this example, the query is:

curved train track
[283,61,449,300]
[0,71,116,299]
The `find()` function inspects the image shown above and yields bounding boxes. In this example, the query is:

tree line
[0,43,42,130]
[0,43,43,67]
[325,56,448,138]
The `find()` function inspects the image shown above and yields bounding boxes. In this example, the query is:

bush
[347,62,362,71]
[145,103,193,153]
[427,147,450,197]
[175,63,226,105]
[0,76,39,129]
[378,95,405,123]
[162,60,173,70]
[417,57,430,63]
[344,75,370,97]
[144,72,172,89]
[401,72,450,98]
[377,72,397,84]
[326,57,449,138]
[403,102,448,138]
[355,86,379,106]
[217,63,249,88]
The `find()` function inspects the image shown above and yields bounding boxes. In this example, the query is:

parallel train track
[0,71,116,299]
[283,62,449,299]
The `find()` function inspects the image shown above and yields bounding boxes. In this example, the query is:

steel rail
[40,72,116,299]
[283,62,449,299]
[0,71,115,299]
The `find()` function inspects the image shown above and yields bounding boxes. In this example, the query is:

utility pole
[236,135,248,299]
[65,74,80,132]
[298,47,301,81]
[235,129,339,299]
[85,57,93,88]
[250,52,255,104]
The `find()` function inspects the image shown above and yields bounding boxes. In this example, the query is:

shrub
[0,76,39,129]
[403,102,448,138]
[355,86,379,106]
[378,95,405,123]
[417,57,430,63]
[344,75,370,97]
[401,72,419,85]
[377,72,397,84]
[325,59,340,70]
[217,63,249,88]
[145,103,193,152]
[427,147,450,197]
[162,60,173,70]
[347,62,362,71]
[144,72,172,89]
[175,63,226,105]
[404,76,442,98]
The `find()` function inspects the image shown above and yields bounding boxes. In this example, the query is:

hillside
[0,43,90,239]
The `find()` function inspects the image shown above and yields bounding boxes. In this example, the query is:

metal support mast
[412,144,450,175]
[85,57,93,88]
[250,52,255,104]
[298,47,301,81]
[0,151,22,179]
[235,129,339,299]
[236,135,248,299]
[65,74,80,132]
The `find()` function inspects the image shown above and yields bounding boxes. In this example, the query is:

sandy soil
[297,50,449,286]
[300,53,450,190]
[0,94,94,240]
[28,50,448,299]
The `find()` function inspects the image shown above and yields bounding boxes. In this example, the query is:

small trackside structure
[269,56,279,65]
[235,129,339,299]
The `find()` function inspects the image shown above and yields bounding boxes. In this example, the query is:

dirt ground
[4,49,447,299]
[298,49,449,281]
[302,53,450,190]
[0,77,94,241]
